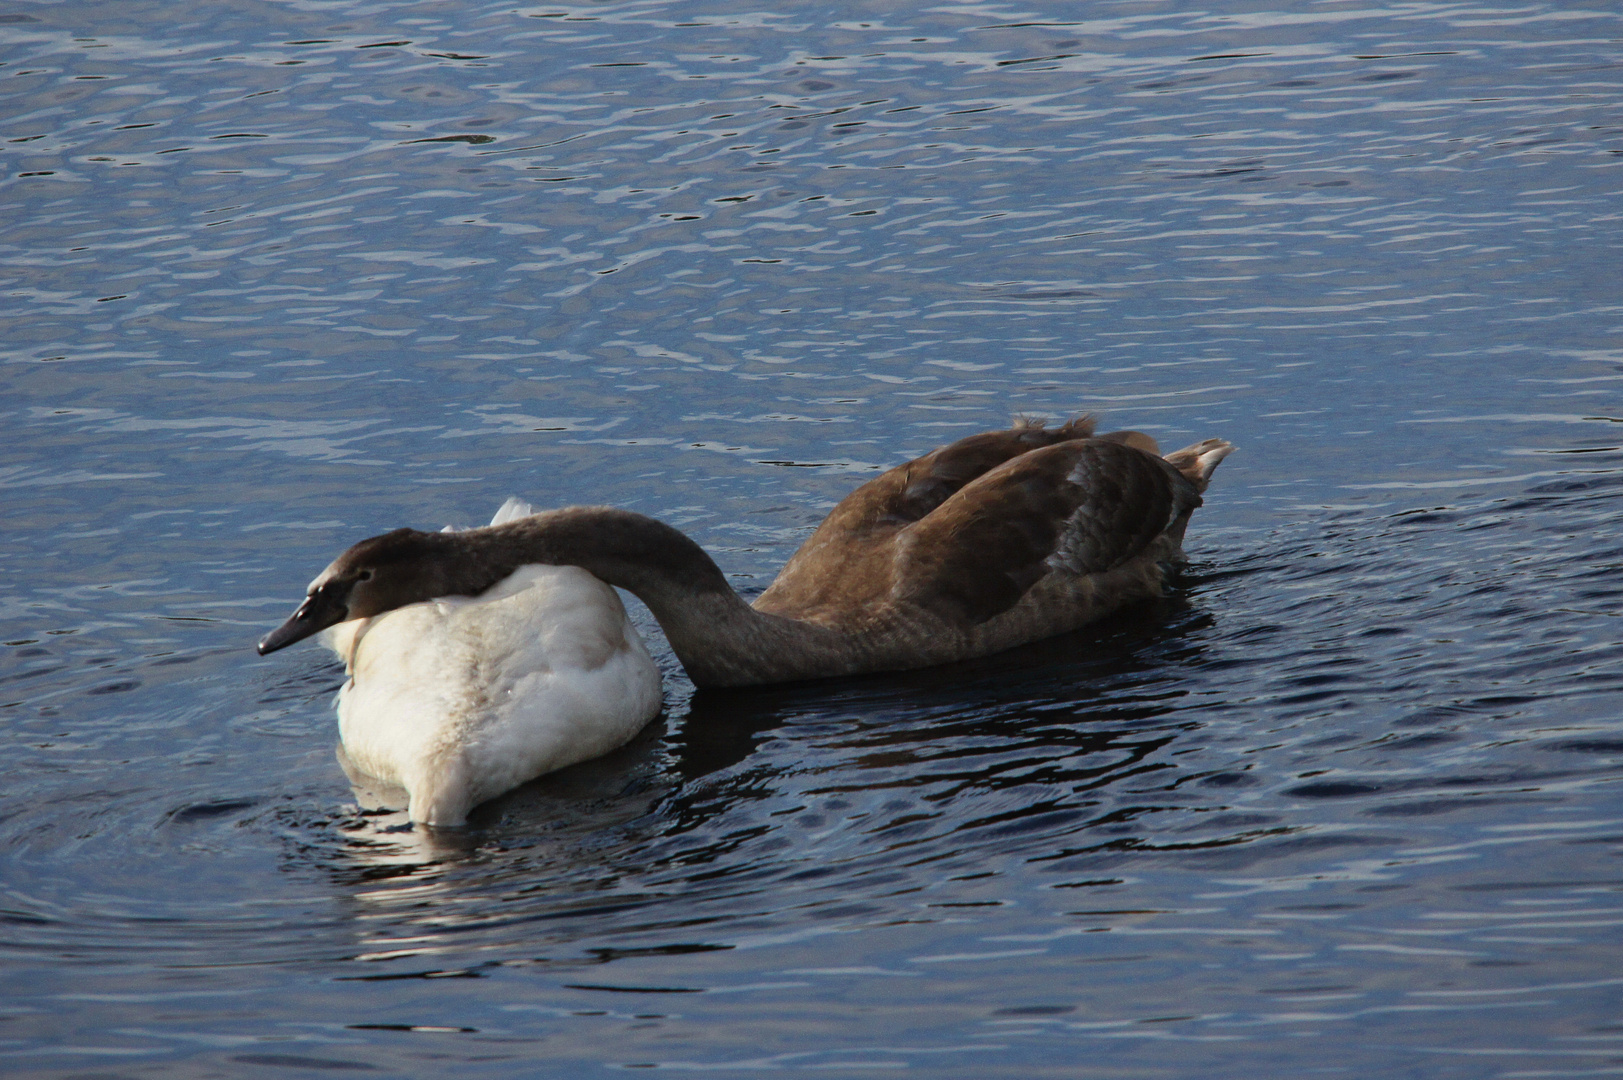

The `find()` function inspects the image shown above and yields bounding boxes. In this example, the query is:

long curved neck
[469,507,851,687]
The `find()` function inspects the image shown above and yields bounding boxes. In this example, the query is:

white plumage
[319,500,662,826]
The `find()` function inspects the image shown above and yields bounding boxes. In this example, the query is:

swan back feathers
[755,419,1216,633]
[328,563,662,825]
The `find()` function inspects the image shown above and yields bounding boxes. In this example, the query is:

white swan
[307,499,662,827]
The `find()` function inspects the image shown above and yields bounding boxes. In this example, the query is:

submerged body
[262,416,1232,689]
[314,502,663,826]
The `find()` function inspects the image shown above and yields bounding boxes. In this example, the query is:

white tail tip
[1164,438,1234,490]
[489,497,537,527]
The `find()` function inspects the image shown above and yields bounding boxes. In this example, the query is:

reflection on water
[4,0,1623,1074]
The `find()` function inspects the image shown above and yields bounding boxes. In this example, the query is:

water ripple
[4,0,1623,1073]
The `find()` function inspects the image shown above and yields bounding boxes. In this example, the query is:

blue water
[4,0,1623,1075]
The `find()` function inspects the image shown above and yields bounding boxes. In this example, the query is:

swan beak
[258,588,348,655]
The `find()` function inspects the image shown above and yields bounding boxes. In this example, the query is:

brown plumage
[259,417,1233,688]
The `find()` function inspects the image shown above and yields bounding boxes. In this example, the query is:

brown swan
[258,417,1232,688]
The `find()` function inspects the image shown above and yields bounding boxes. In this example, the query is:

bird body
[310,503,662,826]
[738,419,1230,682]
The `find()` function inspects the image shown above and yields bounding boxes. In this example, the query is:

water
[4,0,1623,1075]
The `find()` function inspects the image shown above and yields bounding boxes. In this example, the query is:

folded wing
[894,438,1199,626]
[756,418,1097,619]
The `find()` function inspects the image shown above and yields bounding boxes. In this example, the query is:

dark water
[5,0,1623,1075]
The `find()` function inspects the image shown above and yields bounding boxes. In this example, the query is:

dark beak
[257,587,349,655]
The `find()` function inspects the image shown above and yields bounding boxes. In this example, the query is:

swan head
[258,528,475,655]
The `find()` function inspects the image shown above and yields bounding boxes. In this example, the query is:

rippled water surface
[5,0,1623,1075]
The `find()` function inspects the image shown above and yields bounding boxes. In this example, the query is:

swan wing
[759,418,1097,612]
[892,439,1197,627]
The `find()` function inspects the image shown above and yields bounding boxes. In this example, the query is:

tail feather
[1163,438,1234,492]
[489,497,536,527]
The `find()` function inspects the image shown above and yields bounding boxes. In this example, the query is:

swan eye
[357,570,373,582]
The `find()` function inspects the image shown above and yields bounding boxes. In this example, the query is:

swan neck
[486,508,848,687]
